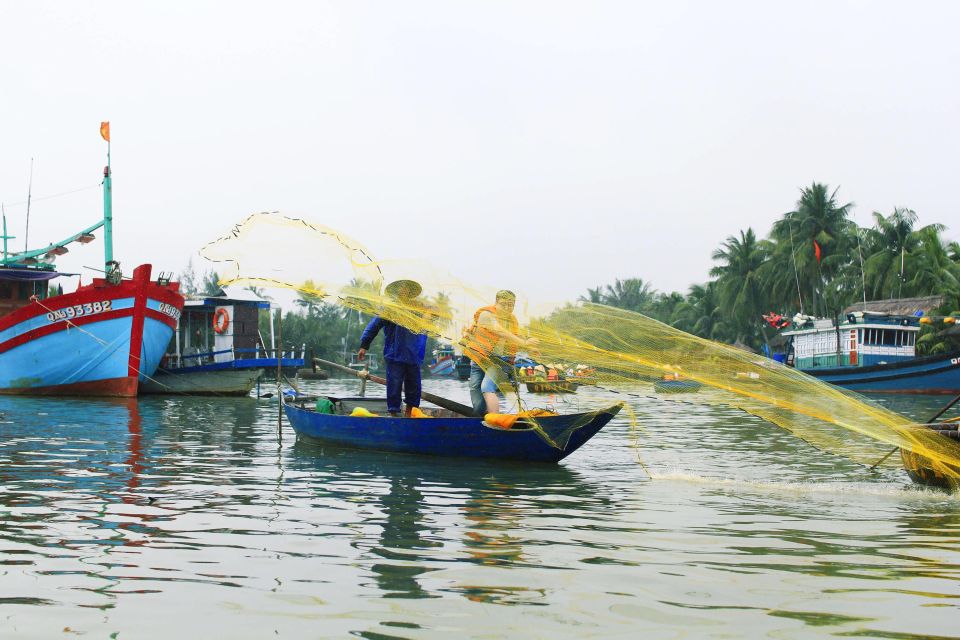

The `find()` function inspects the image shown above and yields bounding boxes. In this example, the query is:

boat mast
[23,158,33,253]
[1,204,11,261]
[101,121,113,271]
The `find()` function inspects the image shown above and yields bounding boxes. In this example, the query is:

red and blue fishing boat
[427,344,457,377]
[284,395,623,462]
[0,124,184,397]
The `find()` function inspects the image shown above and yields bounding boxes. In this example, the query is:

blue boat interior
[305,395,541,431]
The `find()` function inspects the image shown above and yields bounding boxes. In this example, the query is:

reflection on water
[0,380,958,638]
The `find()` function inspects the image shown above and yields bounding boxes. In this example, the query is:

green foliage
[177,257,225,298]
[201,270,221,296]
[583,182,958,352]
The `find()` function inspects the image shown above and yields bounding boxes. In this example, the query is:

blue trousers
[468,361,486,416]
[468,359,515,416]
[385,359,421,414]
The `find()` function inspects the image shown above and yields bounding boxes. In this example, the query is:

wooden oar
[313,357,474,417]
[869,392,960,470]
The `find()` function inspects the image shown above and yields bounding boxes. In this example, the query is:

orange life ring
[213,308,230,334]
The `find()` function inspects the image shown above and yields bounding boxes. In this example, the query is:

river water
[1,378,958,638]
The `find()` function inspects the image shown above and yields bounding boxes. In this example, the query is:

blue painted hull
[0,264,183,396]
[159,357,304,374]
[284,399,623,462]
[429,358,456,376]
[0,313,173,392]
[800,350,960,394]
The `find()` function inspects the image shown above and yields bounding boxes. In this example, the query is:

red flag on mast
[813,239,822,264]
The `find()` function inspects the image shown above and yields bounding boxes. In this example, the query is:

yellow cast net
[200,212,960,487]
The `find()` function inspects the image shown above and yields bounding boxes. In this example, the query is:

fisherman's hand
[359,369,370,380]
[357,348,366,361]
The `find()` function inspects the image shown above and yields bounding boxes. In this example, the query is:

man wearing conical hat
[357,280,428,417]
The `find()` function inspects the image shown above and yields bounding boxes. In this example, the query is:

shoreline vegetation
[179,182,960,366]
[579,182,959,356]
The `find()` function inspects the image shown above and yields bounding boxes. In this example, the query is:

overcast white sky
[1,1,957,304]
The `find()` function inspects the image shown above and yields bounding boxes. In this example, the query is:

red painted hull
[0,264,183,397]
[0,376,139,397]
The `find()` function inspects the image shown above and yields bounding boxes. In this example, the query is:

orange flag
[813,239,822,264]
[100,121,110,142]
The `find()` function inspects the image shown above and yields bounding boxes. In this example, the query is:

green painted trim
[103,143,113,268]
[0,220,105,266]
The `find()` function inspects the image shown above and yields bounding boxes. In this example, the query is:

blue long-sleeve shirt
[359,317,427,365]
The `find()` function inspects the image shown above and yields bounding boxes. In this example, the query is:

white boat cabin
[782,311,919,369]
[164,286,279,369]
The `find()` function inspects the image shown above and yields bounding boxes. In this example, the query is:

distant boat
[0,128,184,397]
[781,306,960,394]
[428,344,457,377]
[524,379,579,394]
[284,395,623,462]
[141,286,303,396]
[516,361,581,393]
[140,368,262,396]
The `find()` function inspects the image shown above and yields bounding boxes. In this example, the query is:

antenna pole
[855,225,867,310]
[788,219,804,315]
[2,204,8,261]
[898,246,905,301]
[24,158,33,252]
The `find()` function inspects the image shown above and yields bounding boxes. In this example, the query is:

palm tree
[863,208,947,300]
[769,183,856,316]
[579,286,604,304]
[710,228,771,349]
[671,281,729,341]
[948,241,960,264]
[909,226,960,302]
[601,278,657,313]
[651,291,685,324]
[295,279,326,316]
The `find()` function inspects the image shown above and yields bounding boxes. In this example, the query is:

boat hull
[524,380,579,393]
[0,264,183,397]
[801,350,960,394]
[285,398,623,462]
[900,428,960,492]
[140,368,263,396]
[428,356,456,376]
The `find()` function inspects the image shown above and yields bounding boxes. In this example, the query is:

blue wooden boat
[284,396,623,462]
[782,311,960,394]
[428,344,457,377]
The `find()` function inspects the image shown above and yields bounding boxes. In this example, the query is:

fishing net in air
[200,212,960,486]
